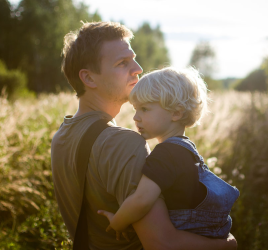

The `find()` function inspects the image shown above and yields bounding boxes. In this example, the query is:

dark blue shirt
[142,136,207,210]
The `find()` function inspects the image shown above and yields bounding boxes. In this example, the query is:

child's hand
[97,210,132,242]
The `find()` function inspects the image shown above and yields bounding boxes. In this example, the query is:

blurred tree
[221,77,239,90]
[222,94,268,249]
[188,41,221,90]
[0,0,101,93]
[189,41,216,77]
[0,4,171,94]
[0,0,20,70]
[131,22,170,74]
[0,59,27,97]
[235,68,267,92]
[261,56,268,87]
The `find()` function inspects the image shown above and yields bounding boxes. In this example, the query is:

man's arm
[98,129,236,249]
[107,175,161,231]
[133,198,237,250]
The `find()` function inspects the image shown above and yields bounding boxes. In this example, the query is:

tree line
[188,41,268,92]
[1,0,267,98]
[0,0,170,97]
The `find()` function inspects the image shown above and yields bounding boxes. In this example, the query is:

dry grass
[0,90,267,249]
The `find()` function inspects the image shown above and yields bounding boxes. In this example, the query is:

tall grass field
[0,91,268,249]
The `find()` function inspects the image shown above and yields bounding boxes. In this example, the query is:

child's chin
[141,135,153,141]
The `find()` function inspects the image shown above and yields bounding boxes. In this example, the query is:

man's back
[51,111,150,249]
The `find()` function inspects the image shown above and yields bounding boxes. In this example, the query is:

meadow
[0,90,268,249]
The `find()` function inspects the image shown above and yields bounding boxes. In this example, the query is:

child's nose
[133,113,141,122]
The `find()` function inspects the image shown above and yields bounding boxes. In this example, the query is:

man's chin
[116,96,129,105]
[122,95,130,104]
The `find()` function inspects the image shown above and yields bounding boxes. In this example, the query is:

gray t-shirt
[51,111,150,250]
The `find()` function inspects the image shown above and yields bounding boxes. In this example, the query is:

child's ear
[79,69,97,88]
[172,110,183,122]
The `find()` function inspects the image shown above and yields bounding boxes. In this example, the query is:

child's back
[159,136,239,238]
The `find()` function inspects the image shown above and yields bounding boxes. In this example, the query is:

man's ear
[79,69,97,88]
[172,110,183,122]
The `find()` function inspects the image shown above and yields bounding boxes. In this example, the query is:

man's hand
[226,234,237,250]
[132,198,237,250]
[97,210,132,242]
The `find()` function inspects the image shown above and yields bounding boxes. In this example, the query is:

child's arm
[98,174,161,232]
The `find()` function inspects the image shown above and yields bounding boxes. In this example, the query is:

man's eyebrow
[115,52,136,62]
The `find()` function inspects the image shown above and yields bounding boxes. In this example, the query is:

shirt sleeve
[142,143,181,191]
[96,127,151,206]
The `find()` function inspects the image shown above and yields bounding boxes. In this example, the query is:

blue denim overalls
[164,137,240,238]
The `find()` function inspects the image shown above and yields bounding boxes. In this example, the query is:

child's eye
[141,107,147,112]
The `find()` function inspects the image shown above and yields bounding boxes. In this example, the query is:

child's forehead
[132,101,150,108]
[132,101,144,108]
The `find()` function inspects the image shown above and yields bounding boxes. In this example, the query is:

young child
[98,67,239,239]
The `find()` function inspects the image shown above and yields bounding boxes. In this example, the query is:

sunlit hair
[62,21,133,97]
[129,67,209,127]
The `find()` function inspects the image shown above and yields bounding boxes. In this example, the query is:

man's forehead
[100,39,135,60]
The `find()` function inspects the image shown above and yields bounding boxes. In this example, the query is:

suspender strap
[73,119,110,250]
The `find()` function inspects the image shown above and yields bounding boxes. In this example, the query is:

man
[51,21,237,249]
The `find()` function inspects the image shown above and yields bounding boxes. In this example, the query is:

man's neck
[73,93,123,118]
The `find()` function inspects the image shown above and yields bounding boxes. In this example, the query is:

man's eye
[119,61,127,66]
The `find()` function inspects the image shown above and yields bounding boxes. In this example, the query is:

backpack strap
[73,119,110,250]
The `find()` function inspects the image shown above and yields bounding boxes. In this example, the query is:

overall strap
[73,119,110,250]
[164,137,205,165]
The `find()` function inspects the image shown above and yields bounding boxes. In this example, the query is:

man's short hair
[129,67,209,127]
[62,22,133,97]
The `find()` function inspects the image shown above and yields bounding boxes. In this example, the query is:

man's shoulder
[105,124,145,141]
[97,124,149,152]
[51,123,65,150]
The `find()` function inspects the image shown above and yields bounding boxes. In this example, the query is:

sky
[10,0,268,79]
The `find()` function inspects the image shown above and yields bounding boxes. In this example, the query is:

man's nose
[131,61,143,76]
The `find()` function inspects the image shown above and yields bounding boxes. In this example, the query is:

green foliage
[0,0,101,93]
[0,93,77,249]
[262,56,268,71]
[1,2,170,95]
[221,77,240,90]
[0,201,71,249]
[131,23,170,74]
[235,68,267,92]
[188,41,217,78]
[0,60,29,98]
[187,41,222,90]
[261,57,268,73]
[0,0,19,70]
[184,92,268,250]
[261,56,268,88]
[203,76,223,91]
[220,94,268,249]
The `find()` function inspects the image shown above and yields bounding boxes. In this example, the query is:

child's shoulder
[151,139,194,158]
[162,136,198,152]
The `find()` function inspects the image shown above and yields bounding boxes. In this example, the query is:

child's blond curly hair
[129,67,209,127]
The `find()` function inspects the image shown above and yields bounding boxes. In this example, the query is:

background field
[1,0,268,248]
[0,90,268,249]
